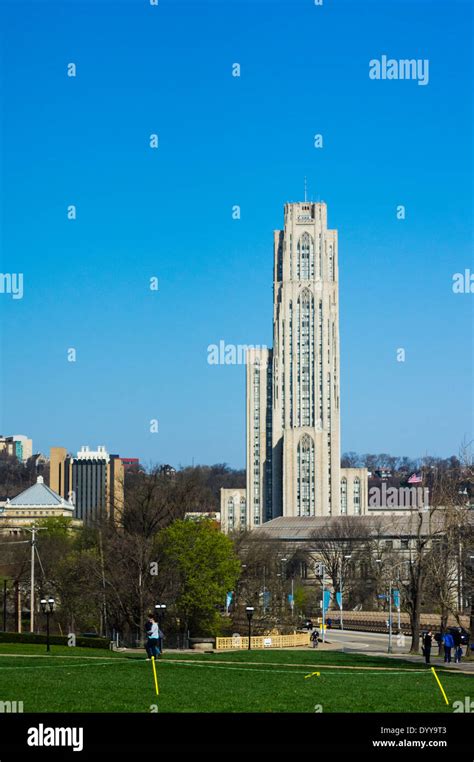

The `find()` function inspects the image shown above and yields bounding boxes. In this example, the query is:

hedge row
[0,632,110,649]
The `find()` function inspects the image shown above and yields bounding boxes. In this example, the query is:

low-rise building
[0,476,81,531]
[0,434,33,462]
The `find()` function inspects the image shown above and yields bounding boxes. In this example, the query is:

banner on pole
[323,590,331,613]
[336,592,342,609]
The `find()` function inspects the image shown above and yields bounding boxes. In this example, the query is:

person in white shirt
[145,615,160,660]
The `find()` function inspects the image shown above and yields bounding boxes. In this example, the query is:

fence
[216,632,310,650]
[325,611,469,635]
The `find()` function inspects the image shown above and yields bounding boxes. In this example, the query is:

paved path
[324,629,474,674]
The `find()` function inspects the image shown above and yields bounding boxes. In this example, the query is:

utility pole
[14,582,21,633]
[30,526,36,633]
[339,562,344,634]
[388,581,393,654]
[3,579,7,631]
[321,563,326,643]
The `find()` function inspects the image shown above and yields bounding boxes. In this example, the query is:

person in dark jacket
[442,631,454,663]
[310,629,319,648]
[423,630,433,665]
[452,628,462,648]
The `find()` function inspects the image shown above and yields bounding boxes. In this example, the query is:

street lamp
[154,603,167,620]
[375,559,405,654]
[339,554,352,635]
[154,603,167,653]
[245,606,254,650]
[40,597,55,652]
[281,557,295,619]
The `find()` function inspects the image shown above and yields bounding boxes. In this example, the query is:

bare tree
[233,531,300,633]
[399,460,467,653]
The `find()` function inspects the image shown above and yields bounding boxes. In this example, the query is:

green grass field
[0,644,471,713]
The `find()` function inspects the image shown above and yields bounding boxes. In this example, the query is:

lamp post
[262,566,267,614]
[246,606,254,650]
[281,557,294,619]
[376,559,405,654]
[154,603,167,653]
[339,554,352,635]
[316,563,326,643]
[40,597,55,652]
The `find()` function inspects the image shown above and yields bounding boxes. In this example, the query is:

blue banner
[226,592,233,609]
[336,592,342,609]
[323,590,331,613]
[392,590,400,609]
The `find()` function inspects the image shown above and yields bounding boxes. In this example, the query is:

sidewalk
[367,650,474,675]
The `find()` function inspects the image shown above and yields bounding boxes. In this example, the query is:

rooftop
[6,476,74,509]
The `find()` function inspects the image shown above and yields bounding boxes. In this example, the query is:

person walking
[310,629,319,648]
[455,644,463,663]
[145,614,160,661]
[423,630,433,665]
[442,631,454,663]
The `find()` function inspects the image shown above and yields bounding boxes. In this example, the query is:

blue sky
[0,0,472,468]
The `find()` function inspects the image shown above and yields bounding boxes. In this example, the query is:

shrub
[0,632,109,649]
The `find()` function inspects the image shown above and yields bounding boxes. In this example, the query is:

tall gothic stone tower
[221,199,368,533]
[247,201,341,522]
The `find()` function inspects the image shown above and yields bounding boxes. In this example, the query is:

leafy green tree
[158,519,240,637]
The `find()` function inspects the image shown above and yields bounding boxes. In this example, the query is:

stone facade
[221,200,369,534]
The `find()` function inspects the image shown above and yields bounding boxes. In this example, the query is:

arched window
[353,478,360,515]
[341,478,347,514]
[297,434,315,516]
[297,233,314,280]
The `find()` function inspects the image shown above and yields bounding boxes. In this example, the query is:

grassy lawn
[0,644,471,713]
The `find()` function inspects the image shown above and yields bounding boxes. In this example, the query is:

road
[323,628,409,653]
[320,628,474,673]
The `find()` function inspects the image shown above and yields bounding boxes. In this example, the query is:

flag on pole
[336,592,342,609]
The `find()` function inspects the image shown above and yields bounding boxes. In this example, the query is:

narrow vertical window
[354,478,361,515]
[341,479,347,514]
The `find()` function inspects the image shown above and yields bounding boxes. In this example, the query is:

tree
[121,466,185,537]
[232,531,299,631]
[423,506,469,642]
[341,452,361,468]
[158,519,240,636]
[308,516,374,610]
[398,459,468,653]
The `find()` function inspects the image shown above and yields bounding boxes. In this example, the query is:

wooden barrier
[215,633,310,650]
